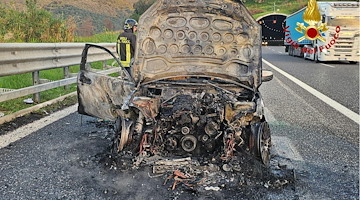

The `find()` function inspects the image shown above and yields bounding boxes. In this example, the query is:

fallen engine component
[181,135,197,152]
[153,157,191,174]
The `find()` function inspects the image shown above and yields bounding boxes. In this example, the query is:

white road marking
[320,63,335,68]
[0,105,77,149]
[278,51,283,54]
[263,58,360,125]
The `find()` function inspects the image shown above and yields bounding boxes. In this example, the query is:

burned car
[77,0,273,166]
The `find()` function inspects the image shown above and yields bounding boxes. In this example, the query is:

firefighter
[116,19,138,77]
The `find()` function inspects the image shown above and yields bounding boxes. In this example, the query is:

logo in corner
[296,0,328,42]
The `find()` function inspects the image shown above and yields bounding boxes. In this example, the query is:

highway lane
[262,46,359,114]
[260,72,359,199]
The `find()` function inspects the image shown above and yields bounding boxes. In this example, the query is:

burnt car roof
[133,0,262,89]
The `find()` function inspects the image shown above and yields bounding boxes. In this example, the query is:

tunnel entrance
[256,14,287,46]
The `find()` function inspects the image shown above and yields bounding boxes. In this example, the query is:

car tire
[112,117,122,153]
[250,121,271,166]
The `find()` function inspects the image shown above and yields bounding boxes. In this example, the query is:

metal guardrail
[0,43,118,103]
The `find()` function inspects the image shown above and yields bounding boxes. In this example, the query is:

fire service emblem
[296,0,328,42]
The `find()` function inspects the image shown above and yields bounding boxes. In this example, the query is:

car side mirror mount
[262,70,273,82]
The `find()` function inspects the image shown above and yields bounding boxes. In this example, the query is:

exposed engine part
[204,121,219,136]
[166,137,178,151]
[200,134,209,143]
[159,120,171,130]
[128,87,266,158]
[181,135,197,152]
[181,126,190,135]
[190,114,200,124]
[154,91,227,154]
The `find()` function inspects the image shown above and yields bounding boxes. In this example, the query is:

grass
[75,31,120,43]
[0,74,33,89]
[32,95,78,115]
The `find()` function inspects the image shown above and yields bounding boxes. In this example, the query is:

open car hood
[133,0,262,89]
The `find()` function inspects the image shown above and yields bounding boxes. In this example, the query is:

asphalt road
[262,46,359,114]
[0,47,358,199]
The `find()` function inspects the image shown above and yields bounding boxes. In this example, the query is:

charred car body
[77,0,273,165]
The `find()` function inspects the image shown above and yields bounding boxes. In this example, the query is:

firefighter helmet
[124,19,138,30]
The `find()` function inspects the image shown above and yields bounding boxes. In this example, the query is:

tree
[65,16,77,42]
[78,16,94,37]
[103,18,115,31]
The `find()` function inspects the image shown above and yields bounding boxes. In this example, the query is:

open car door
[77,44,135,121]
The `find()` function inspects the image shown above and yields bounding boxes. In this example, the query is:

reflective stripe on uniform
[118,37,131,67]
[126,43,131,67]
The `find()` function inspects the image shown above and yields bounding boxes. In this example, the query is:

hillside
[244,0,359,19]
[0,0,138,36]
[0,0,137,15]
[244,0,307,19]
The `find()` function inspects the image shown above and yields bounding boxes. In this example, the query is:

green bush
[0,0,74,42]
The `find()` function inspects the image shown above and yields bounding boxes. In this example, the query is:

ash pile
[104,143,295,193]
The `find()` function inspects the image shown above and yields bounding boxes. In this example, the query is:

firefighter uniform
[116,19,138,77]
[116,30,136,68]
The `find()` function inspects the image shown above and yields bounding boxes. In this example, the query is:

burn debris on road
[115,149,294,193]
[88,119,295,196]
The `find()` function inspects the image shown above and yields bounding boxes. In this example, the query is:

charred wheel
[112,117,122,154]
[250,121,271,165]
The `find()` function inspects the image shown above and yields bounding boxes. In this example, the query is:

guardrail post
[103,60,107,69]
[32,71,40,103]
[64,66,70,90]
[85,63,91,70]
